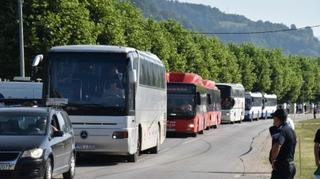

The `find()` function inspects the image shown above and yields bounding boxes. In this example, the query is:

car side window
[50,115,61,135]
[56,112,67,133]
[61,111,72,133]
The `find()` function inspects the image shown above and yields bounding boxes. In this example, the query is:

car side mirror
[53,131,64,137]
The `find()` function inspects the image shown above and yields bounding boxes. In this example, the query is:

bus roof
[202,80,217,90]
[263,93,277,98]
[245,92,263,98]
[167,72,203,86]
[216,83,244,89]
[51,45,136,53]
[50,45,163,64]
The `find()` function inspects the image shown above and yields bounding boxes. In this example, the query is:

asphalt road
[53,119,275,179]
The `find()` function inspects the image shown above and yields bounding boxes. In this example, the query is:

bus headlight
[22,148,43,159]
[188,124,195,128]
[112,131,128,139]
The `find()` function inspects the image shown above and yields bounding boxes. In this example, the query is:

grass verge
[295,118,320,179]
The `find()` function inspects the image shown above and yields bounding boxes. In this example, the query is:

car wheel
[44,158,52,179]
[63,153,76,179]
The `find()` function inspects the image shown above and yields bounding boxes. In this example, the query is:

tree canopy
[0,0,319,103]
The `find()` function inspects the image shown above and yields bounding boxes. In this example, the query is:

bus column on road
[202,80,221,129]
[167,72,207,137]
[262,93,277,119]
[245,92,263,122]
[216,83,245,124]
[32,45,167,163]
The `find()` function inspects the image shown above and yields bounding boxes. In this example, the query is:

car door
[50,114,65,172]
[56,112,72,168]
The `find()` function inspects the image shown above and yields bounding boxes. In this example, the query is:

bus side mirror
[31,55,44,81]
[231,99,235,107]
[196,93,201,105]
[129,69,137,83]
[32,54,44,67]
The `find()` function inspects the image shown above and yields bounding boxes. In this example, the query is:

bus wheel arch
[128,124,142,162]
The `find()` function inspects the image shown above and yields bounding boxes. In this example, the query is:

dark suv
[0,107,76,179]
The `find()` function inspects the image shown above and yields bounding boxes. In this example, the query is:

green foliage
[0,0,319,103]
[132,0,320,57]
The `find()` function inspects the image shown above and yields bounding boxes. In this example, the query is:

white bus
[0,81,42,99]
[33,45,167,162]
[245,92,263,121]
[216,83,245,123]
[262,93,277,119]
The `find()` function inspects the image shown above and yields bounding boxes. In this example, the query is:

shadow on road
[166,132,193,138]
[76,153,125,167]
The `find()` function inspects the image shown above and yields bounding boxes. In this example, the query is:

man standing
[314,129,320,178]
[270,109,297,179]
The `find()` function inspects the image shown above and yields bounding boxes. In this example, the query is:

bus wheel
[213,125,217,129]
[150,128,160,154]
[199,130,204,134]
[191,133,197,137]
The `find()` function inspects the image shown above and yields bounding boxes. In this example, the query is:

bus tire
[213,125,217,129]
[191,133,197,137]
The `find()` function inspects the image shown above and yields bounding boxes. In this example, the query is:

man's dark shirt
[274,123,297,163]
[314,129,320,156]
[269,125,281,163]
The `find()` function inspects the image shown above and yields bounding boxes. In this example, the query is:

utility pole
[18,0,25,77]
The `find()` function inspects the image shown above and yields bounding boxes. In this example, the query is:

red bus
[166,73,207,137]
[203,80,221,129]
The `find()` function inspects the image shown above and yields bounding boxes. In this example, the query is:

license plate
[0,163,12,170]
[76,144,96,151]
[167,128,176,132]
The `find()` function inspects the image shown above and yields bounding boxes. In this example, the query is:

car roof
[0,107,53,114]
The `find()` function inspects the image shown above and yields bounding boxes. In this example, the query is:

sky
[179,0,320,37]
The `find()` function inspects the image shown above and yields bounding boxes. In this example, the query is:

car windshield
[167,94,195,118]
[0,113,48,135]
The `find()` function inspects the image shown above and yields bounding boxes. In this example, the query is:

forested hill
[130,0,320,56]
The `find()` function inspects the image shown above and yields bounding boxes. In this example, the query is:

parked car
[0,107,75,179]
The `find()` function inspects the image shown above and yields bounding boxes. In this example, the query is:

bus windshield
[217,85,234,110]
[245,98,252,110]
[49,52,128,115]
[167,94,196,118]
